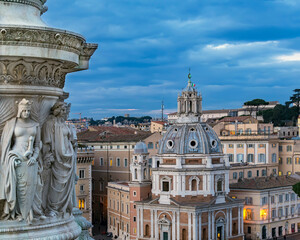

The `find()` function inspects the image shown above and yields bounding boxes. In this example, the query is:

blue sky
[43,0,300,119]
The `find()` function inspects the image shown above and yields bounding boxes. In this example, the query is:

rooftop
[230,175,300,190]
[77,126,151,143]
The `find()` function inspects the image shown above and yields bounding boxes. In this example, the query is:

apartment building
[76,147,94,223]
[150,120,166,133]
[77,126,161,225]
[107,182,130,239]
[230,175,300,240]
[278,139,300,176]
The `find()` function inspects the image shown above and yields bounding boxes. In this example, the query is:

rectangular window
[162,181,170,192]
[78,199,85,210]
[291,206,295,215]
[259,144,266,148]
[279,146,282,152]
[257,170,259,177]
[133,217,136,222]
[279,157,282,164]
[229,144,233,148]
[279,208,283,217]
[287,157,292,164]
[272,153,277,163]
[259,154,266,163]
[286,194,289,202]
[272,209,276,218]
[295,157,300,164]
[248,144,254,148]
[233,172,237,179]
[80,185,84,191]
[271,196,275,204]
[100,157,104,166]
[237,144,243,148]
[239,172,244,179]
[279,195,283,203]
[262,169,267,176]
[100,182,104,191]
[79,169,85,179]
[287,145,292,152]
[291,193,296,201]
[117,145,120,149]
[237,154,244,162]
[285,207,288,217]
[262,196,268,205]
[247,154,254,163]
[272,143,277,148]
[228,154,234,162]
[248,227,251,234]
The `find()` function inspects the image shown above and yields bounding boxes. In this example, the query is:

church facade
[108,76,245,240]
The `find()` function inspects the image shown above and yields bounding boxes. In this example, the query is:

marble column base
[0,215,81,240]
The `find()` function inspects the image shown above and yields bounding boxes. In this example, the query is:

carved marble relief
[0,58,70,88]
[0,99,77,224]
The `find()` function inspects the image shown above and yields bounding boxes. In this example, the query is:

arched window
[247,171,252,178]
[233,172,237,179]
[191,179,197,191]
[182,229,187,240]
[189,101,192,112]
[145,224,150,236]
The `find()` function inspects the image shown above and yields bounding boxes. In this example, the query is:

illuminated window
[260,209,268,220]
[245,209,253,220]
[287,171,292,175]
[295,158,300,164]
[279,171,282,176]
[237,144,243,148]
[229,144,234,148]
[109,158,113,166]
[259,144,266,148]
[279,157,282,164]
[78,199,85,210]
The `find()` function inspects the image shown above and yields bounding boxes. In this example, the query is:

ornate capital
[0,58,76,88]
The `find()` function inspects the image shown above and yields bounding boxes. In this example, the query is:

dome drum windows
[166,140,174,149]
[189,176,201,192]
[189,139,198,149]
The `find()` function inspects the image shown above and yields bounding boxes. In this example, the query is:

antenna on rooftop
[161,100,164,121]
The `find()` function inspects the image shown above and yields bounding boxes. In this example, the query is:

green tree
[244,99,269,118]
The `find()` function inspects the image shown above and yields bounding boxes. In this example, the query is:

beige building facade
[78,127,161,225]
[76,147,94,223]
[230,176,300,240]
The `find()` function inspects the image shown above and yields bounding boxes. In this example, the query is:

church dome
[134,141,148,154]
[158,122,222,155]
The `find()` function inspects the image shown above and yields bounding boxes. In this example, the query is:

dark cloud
[43,0,300,118]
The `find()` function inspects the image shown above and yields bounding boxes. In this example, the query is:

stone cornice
[0,26,86,55]
[0,0,46,10]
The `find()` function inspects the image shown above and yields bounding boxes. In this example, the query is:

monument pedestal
[0,216,81,240]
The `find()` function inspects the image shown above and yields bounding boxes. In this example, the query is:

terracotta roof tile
[230,176,300,190]
[77,126,151,143]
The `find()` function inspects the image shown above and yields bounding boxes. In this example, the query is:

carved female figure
[0,98,43,223]
[42,101,75,217]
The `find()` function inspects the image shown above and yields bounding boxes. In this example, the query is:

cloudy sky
[43,0,300,119]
